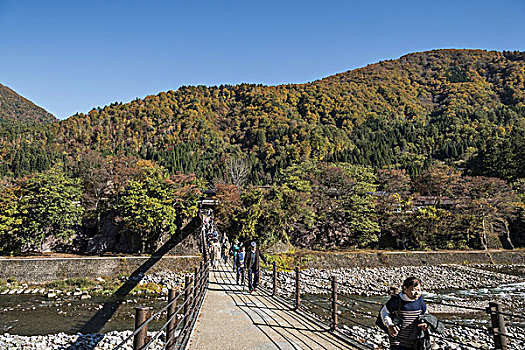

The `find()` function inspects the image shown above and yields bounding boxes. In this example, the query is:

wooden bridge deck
[187,262,362,350]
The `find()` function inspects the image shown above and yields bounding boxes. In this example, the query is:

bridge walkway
[187,262,362,350]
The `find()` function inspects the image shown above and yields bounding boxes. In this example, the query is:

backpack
[375,295,402,333]
[236,252,245,267]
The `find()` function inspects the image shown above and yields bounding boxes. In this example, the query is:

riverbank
[2,251,525,349]
[0,255,200,283]
[0,331,166,350]
[342,323,525,350]
[270,249,525,269]
[1,249,524,284]
[1,313,523,350]
[262,264,525,312]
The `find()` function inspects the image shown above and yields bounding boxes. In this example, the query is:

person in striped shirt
[380,277,428,350]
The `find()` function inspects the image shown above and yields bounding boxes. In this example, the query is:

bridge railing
[112,260,209,350]
[259,263,522,350]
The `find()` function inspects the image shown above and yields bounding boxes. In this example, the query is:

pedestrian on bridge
[210,239,221,269]
[222,237,231,264]
[379,277,429,350]
[235,245,245,285]
[245,241,267,293]
[230,239,241,272]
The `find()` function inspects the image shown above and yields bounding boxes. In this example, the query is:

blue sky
[1,0,524,119]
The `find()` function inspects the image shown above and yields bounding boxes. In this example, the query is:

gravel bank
[261,264,525,311]
[342,324,525,350]
[2,324,522,350]
[0,331,169,350]
[264,264,524,296]
[2,264,524,349]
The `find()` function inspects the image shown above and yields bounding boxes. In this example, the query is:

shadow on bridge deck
[64,216,201,350]
[188,263,367,350]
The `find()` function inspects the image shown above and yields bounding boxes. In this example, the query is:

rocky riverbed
[0,271,187,298]
[261,264,525,312]
[259,264,525,349]
[342,323,525,350]
[2,264,524,349]
[1,324,523,350]
[264,264,525,295]
[0,331,167,350]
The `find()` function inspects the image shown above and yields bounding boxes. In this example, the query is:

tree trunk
[481,216,488,250]
[502,219,515,250]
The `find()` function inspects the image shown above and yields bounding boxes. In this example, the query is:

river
[1,265,524,336]
[0,294,170,335]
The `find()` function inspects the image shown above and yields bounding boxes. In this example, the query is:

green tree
[117,161,202,253]
[276,162,379,248]
[0,185,23,254]
[170,172,203,229]
[234,187,264,243]
[325,163,379,247]
[117,161,178,253]
[16,168,84,252]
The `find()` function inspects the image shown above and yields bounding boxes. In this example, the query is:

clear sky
[1,0,524,120]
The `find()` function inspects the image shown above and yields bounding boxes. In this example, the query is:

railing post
[193,266,199,309]
[272,261,277,297]
[198,262,203,298]
[133,306,149,350]
[331,276,338,331]
[295,267,301,310]
[201,227,208,263]
[206,261,210,286]
[200,265,204,300]
[488,302,508,350]
[183,275,192,331]
[166,289,178,350]
[199,265,205,304]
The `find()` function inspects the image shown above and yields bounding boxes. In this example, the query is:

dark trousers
[236,266,245,285]
[247,267,259,291]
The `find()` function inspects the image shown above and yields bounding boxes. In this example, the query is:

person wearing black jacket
[234,245,246,285]
[244,241,266,293]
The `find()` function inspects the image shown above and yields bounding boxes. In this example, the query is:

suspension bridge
[188,262,365,349]
[109,212,522,350]
[112,255,522,350]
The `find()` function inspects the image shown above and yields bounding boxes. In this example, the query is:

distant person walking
[234,245,246,285]
[222,237,231,264]
[379,277,429,350]
[230,239,241,272]
[244,241,266,293]
[210,239,221,269]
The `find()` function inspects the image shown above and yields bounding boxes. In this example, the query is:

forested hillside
[0,49,524,254]
[2,49,524,182]
[0,84,55,124]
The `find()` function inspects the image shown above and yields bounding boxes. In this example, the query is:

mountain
[0,84,56,124]
[2,49,524,182]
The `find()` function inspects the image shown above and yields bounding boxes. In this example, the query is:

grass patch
[135,282,163,294]
[265,253,295,271]
[45,277,98,290]
[0,279,7,293]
